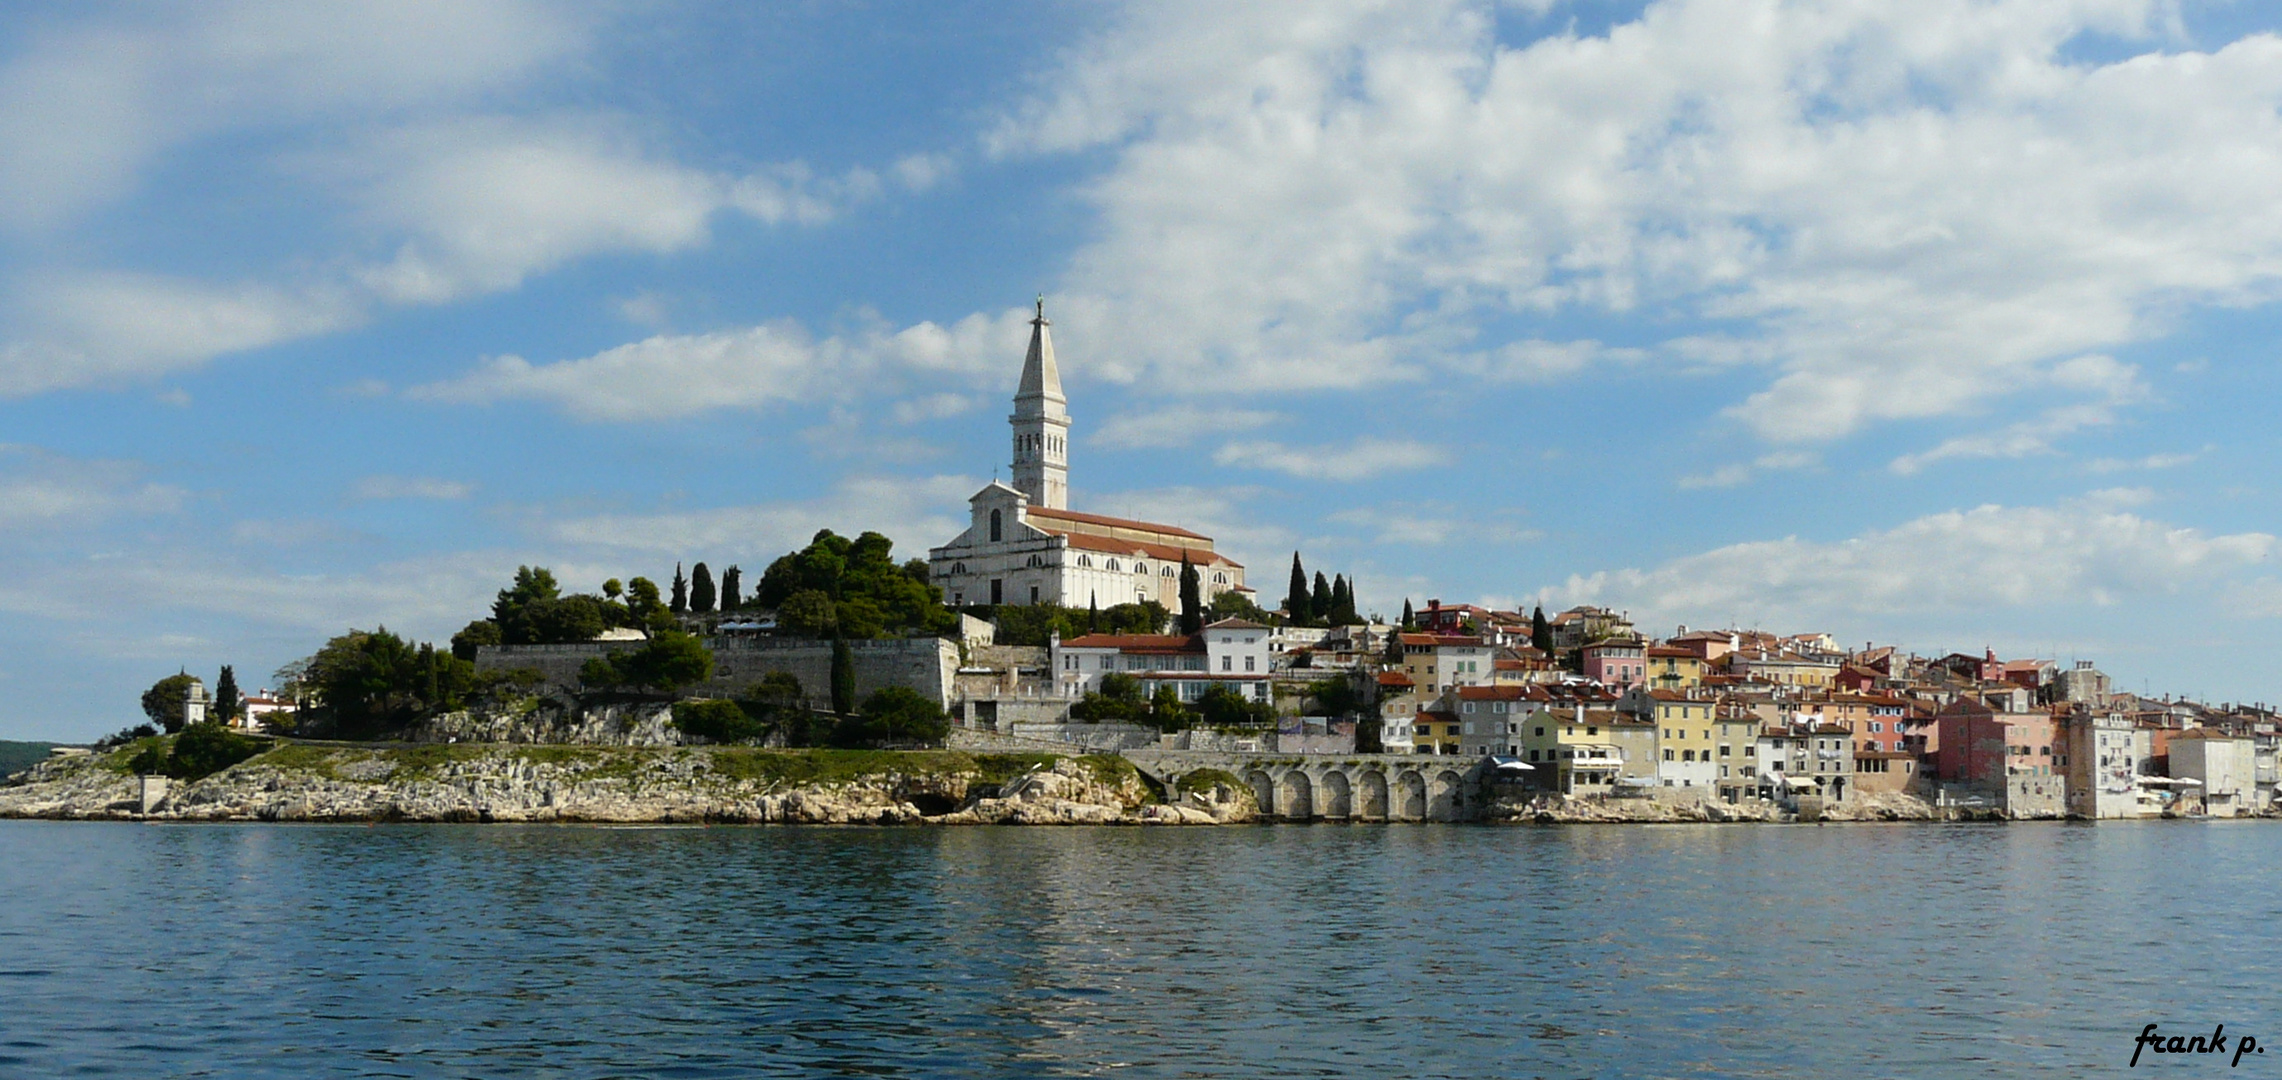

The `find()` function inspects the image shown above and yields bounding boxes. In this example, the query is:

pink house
[1582,638,1647,690]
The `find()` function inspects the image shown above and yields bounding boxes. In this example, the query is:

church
[929,300,1250,611]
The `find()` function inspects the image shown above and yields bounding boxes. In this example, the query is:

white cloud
[1677,451,1819,491]
[411,308,1032,421]
[541,475,978,562]
[979,0,2282,450]
[2087,448,2207,473]
[0,445,186,529]
[1091,406,1283,450]
[1214,437,1449,481]
[1551,491,2276,629]
[353,476,474,501]
[1887,355,2149,474]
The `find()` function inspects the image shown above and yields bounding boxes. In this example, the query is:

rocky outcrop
[0,743,1254,826]
[1485,791,1935,824]
[404,701,685,747]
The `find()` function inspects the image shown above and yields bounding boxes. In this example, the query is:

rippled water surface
[1,820,2276,1078]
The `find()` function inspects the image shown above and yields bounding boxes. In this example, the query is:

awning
[1490,756,1534,772]
[1783,776,1818,790]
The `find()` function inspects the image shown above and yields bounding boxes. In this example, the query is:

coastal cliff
[0,742,1259,826]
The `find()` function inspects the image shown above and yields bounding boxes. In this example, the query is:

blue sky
[6,0,2282,739]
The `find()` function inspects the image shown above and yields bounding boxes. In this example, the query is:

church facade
[929,300,1249,610]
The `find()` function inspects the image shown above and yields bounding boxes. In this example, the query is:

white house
[1050,618,1273,705]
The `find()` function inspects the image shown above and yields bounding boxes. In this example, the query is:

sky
[6,0,2282,740]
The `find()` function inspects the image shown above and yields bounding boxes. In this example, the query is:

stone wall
[478,636,961,707]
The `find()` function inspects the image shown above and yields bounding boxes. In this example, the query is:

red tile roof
[1048,529,1241,569]
[1058,633,1202,653]
[1024,506,1209,540]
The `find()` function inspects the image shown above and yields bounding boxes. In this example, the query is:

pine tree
[1284,553,1309,625]
[213,665,241,726]
[691,562,716,614]
[719,566,741,611]
[1178,555,1203,635]
[1400,599,1415,630]
[1531,605,1552,654]
[1088,593,1100,633]
[830,635,856,715]
[670,563,688,614]
[1311,572,1332,626]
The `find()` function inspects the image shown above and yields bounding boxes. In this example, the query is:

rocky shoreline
[0,742,1257,826]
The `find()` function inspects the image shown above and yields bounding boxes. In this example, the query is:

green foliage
[1285,553,1310,626]
[1311,572,1332,625]
[213,665,242,725]
[141,673,199,733]
[160,722,269,781]
[0,740,57,778]
[691,562,715,614]
[1205,589,1272,623]
[829,636,856,715]
[450,618,501,661]
[703,748,1058,788]
[1174,767,1246,798]
[1531,605,1552,655]
[304,627,475,738]
[836,686,949,747]
[1148,685,1195,731]
[489,566,618,645]
[719,565,742,610]
[671,563,688,613]
[1329,575,1360,626]
[626,577,670,630]
[672,699,765,743]
[1400,599,1416,630]
[1177,556,1202,635]
[582,632,715,693]
[991,600,1167,646]
[753,530,957,638]
[1197,684,1275,728]
[1069,673,1146,723]
[1305,677,1368,718]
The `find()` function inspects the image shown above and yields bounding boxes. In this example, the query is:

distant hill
[0,741,60,778]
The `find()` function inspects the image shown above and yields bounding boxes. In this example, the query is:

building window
[1029,585,1040,605]
[1214,572,1227,584]
[990,509,1002,542]
[1221,656,1231,672]
[991,579,1002,605]
[1663,749,1673,761]
[1078,555,1092,568]
[1106,559,1120,572]
[1134,563,1148,575]
[1244,656,1255,672]
[1162,566,1176,577]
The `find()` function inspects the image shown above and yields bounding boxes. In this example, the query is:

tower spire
[1010,294,1071,509]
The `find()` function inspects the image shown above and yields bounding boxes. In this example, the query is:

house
[1412,705,1462,755]
[1376,671,1418,753]
[1725,648,1840,689]
[1051,620,1273,706]
[2171,728,2256,817]
[1581,637,1647,690]
[1413,599,1496,635]
[2063,705,2153,819]
[1644,645,1704,691]
[1755,722,1855,802]
[1630,689,1717,789]
[1397,633,1495,696]
[1713,701,1764,803]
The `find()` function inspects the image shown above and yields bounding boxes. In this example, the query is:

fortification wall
[478,637,960,707]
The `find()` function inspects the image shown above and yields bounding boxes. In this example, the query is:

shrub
[672,699,767,743]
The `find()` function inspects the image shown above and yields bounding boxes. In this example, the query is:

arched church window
[1078,555,1092,568]
[1027,553,1044,569]
[1213,572,1228,584]
[951,562,967,575]
[1133,563,1147,575]
[990,509,1002,542]
[1161,566,1175,577]
[1106,559,1120,572]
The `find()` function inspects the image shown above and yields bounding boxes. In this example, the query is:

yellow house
[1649,690,1718,788]
[1645,646,1705,691]
[1516,703,1625,793]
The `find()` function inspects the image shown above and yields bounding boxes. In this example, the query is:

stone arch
[1321,770,1352,819]
[1278,770,1314,821]
[1245,771,1274,816]
[1394,770,1427,821]
[1429,770,1464,821]
[1358,770,1389,820]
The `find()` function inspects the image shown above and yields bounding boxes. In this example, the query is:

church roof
[1015,296,1066,413]
[1024,505,1209,541]
[1043,529,1241,569]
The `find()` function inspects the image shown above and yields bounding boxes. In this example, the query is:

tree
[690,562,716,614]
[142,722,268,781]
[670,563,688,614]
[141,673,199,734]
[830,635,856,715]
[303,628,473,738]
[491,566,561,623]
[1205,589,1272,623]
[848,686,948,746]
[1400,599,1415,630]
[672,699,766,743]
[1197,685,1273,728]
[450,619,501,661]
[1149,685,1195,731]
[1306,677,1367,718]
[778,589,839,638]
[602,578,623,600]
[626,577,670,631]
[1311,572,1333,625]
[582,632,715,693]
[719,565,742,611]
[1284,553,1310,625]
[1087,594,1100,633]
[213,665,242,726]
[1329,575,1359,626]
[1070,672,1147,723]
[753,530,957,638]
[1177,555,1203,635]
[1531,605,1552,655]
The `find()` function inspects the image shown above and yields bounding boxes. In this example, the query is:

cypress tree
[1400,598,1415,630]
[670,563,688,614]
[691,562,716,614]
[720,565,741,611]
[1311,572,1332,626]
[830,635,856,715]
[1531,605,1552,654]
[1088,593,1100,633]
[213,665,241,725]
[1178,555,1203,635]
[1284,553,1309,625]
[1329,575,1354,626]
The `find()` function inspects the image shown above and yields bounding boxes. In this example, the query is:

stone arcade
[928,299,1250,611]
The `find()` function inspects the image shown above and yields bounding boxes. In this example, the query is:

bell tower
[1010,295,1069,509]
